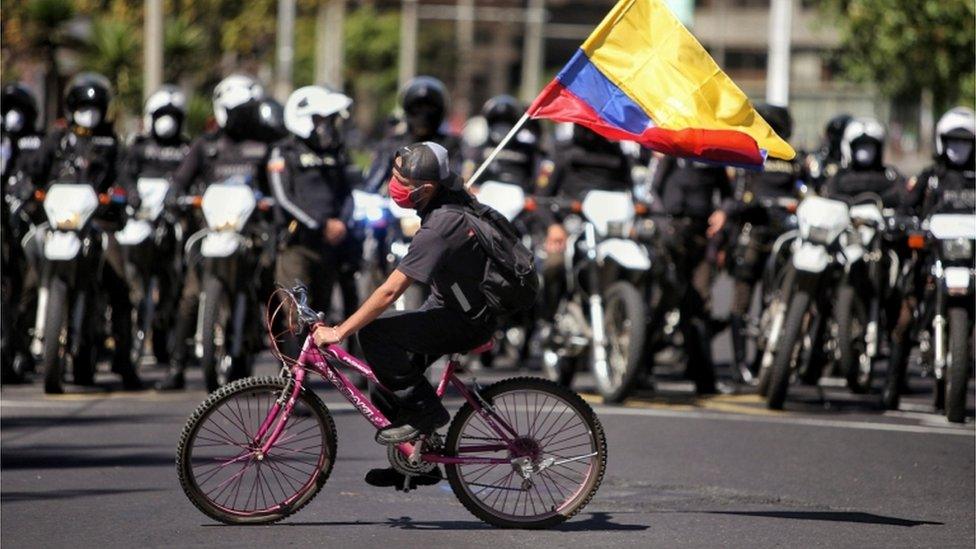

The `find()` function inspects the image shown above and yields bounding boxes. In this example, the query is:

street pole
[398,0,419,90]
[316,0,346,90]
[766,0,792,106]
[275,0,296,101]
[519,0,545,103]
[144,0,163,101]
[456,0,475,118]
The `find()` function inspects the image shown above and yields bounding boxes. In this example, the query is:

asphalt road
[2,353,973,549]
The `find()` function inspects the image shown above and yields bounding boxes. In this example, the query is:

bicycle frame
[253,335,522,467]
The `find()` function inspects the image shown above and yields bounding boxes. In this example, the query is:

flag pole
[464,112,531,189]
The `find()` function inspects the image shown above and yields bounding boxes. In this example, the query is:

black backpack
[444,201,539,317]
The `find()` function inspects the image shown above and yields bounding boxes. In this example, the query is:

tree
[823,0,975,112]
[2,0,80,121]
[85,16,142,118]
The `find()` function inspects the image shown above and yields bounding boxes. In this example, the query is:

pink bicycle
[176,285,607,529]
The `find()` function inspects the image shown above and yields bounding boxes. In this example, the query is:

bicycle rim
[182,380,332,521]
[449,386,601,525]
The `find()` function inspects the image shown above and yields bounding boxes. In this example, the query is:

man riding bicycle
[312,142,494,487]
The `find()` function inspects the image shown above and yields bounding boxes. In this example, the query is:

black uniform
[167,130,270,375]
[823,165,904,206]
[121,134,190,184]
[722,157,804,376]
[268,135,355,341]
[651,156,733,394]
[35,124,137,378]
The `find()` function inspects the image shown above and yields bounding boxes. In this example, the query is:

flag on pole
[527,0,795,169]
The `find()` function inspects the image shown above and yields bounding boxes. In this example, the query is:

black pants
[359,302,494,419]
[663,218,717,393]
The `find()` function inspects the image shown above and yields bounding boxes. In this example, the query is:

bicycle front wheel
[176,376,337,524]
[444,377,607,529]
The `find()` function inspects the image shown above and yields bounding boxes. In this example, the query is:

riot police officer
[712,104,804,383]
[2,83,45,382]
[157,74,270,390]
[269,86,356,356]
[124,86,190,181]
[806,114,852,191]
[823,116,904,205]
[884,107,975,409]
[462,95,543,193]
[652,151,733,394]
[119,85,191,365]
[35,72,143,390]
[364,76,462,193]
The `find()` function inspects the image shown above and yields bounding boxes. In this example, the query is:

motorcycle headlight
[55,215,81,230]
[214,215,242,232]
[942,238,973,260]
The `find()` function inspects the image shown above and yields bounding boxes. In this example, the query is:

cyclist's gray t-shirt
[396,200,488,317]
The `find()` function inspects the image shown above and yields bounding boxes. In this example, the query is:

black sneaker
[364,467,442,491]
[375,405,450,445]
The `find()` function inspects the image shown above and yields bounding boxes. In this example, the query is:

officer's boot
[729,314,754,385]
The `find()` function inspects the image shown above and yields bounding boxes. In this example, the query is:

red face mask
[388,176,416,209]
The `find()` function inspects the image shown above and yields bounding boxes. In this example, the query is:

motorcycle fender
[791,243,829,273]
[944,267,972,293]
[115,220,152,246]
[201,232,240,258]
[44,231,81,260]
[596,238,651,271]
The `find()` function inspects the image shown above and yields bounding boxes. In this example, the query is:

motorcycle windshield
[201,183,257,232]
[581,190,635,237]
[136,177,170,221]
[43,184,99,231]
[476,181,525,222]
[930,213,976,240]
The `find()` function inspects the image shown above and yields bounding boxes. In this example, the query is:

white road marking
[585,405,974,437]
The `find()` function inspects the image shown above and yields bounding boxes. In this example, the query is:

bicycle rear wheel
[177,376,337,524]
[444,377,607,529]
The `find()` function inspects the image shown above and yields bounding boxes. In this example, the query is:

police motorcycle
[831,194,898,394]
[764,195,850,409]
[115,177,178,365]
[727,194,800,386]
[36,182,128,393]
[879,213,927,410]
[183,176,275,391]
[926,212,975,423]
[540,190,651,402]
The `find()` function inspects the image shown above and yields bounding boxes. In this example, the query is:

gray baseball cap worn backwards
[395,141,462,190]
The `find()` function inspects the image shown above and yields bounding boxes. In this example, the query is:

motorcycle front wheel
[945,306,972,423]
[200,276,233,393]
[592,281,646,403]
[767,288,811,410]
[835,283,873,394]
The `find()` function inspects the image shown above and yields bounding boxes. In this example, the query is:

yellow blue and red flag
[527,0,795,168]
